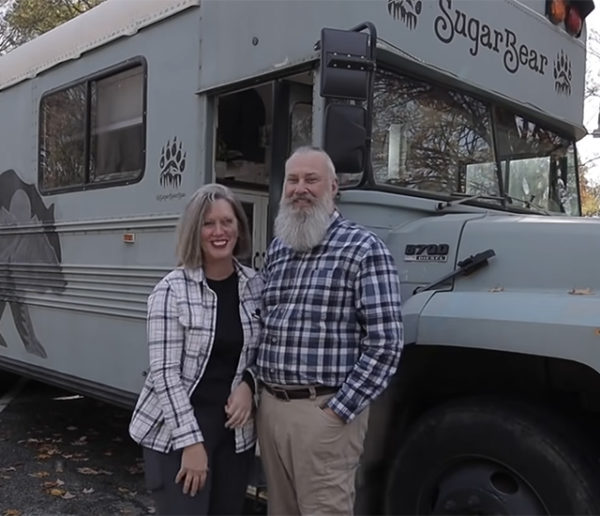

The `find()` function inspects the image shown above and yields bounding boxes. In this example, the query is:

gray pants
[257,389,369,516]
[143,404,254,515]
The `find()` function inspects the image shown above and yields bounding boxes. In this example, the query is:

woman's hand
[175,442,208,496]
[225,381,253,429]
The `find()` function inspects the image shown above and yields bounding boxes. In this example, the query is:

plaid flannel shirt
[129,261,263,453]
[254,211,403,422]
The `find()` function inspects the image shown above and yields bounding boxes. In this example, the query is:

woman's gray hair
[176,183,251,268]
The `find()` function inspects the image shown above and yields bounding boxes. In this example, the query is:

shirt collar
[183,258,255,284]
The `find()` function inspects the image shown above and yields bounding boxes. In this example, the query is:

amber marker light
[547,0,568,24]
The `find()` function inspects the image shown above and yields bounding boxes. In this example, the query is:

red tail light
[566,5,583,36]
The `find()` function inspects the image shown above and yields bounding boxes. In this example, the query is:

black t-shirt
[191,272,243,406]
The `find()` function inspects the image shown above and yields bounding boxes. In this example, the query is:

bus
[1,0,599,513]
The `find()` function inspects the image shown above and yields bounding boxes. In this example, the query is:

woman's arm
[146,281,204,450]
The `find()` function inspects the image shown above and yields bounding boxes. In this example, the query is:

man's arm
[327,239,403,422]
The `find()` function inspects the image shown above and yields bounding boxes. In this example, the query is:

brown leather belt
[262,383,338,401]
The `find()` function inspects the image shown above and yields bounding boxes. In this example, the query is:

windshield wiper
[507,196,550,215]
[436,192,550,215]
[436,193,507,211]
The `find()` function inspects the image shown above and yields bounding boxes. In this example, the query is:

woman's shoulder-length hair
[176,183,251,269]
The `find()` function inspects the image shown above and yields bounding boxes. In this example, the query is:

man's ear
[332,176,339,196]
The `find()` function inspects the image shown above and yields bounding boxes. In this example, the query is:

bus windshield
[371,68,580,216]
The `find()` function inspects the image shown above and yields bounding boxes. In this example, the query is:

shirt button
[269,368,275,374]
[271,337,277,344]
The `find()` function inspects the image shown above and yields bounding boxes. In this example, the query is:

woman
[129,183,261,515]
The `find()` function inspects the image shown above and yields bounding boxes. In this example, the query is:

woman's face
[200,199,239,266]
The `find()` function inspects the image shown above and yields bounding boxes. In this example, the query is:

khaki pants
[257,389,369,516]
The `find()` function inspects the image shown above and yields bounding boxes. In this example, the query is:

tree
[579,22,600,214]
[0,0,104,55]
[580,163,600,216]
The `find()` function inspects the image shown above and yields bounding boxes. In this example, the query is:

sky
[579,8,600,183]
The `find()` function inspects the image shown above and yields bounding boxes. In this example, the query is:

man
[252,146,403,515]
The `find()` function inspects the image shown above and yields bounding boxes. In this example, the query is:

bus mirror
[323,103,367,174]
[319,27,372,100]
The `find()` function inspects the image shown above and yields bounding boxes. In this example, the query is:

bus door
[213,73,313,270]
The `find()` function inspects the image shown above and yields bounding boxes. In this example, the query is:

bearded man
[249,147,403,515]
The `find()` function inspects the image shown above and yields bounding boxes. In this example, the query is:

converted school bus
[1,0,600,513]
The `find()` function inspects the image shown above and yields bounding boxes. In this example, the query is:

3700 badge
[404,244,449,262]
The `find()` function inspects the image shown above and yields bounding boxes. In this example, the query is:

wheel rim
[419,458,548,515]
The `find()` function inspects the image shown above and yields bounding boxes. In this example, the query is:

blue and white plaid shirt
[129,262,263,453]
[255,211,403,422]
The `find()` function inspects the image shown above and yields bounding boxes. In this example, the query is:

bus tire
[384,398,600,515]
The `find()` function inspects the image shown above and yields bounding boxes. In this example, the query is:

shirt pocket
[304,267,349,326]
[309,266,347,289]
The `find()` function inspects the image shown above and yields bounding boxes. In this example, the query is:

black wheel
[385,398,600,515]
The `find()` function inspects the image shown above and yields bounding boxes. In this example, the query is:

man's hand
[322,406,345,424]
[225,381,253,429]
[175,442,208,496]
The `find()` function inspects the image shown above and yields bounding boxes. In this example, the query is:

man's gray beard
[274,196,333,252]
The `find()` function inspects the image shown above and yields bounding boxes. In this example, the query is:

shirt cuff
[242,370,256,395]
[170,423,204,450]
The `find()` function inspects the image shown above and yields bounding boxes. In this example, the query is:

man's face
[283,152,338,212]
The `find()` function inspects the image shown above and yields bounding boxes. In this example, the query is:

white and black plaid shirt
[129,262,263,453]
[255,211,403,422]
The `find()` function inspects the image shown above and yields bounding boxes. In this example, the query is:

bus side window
[39,61,146,193]
[90,67,145,182]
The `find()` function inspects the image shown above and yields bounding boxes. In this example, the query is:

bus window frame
[38,56,147,196]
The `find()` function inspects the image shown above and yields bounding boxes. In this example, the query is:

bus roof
[0,0,200,92]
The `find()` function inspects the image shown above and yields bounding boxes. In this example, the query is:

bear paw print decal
[553,50,572,96]
[388,0,422,30]
[159,137,187,188]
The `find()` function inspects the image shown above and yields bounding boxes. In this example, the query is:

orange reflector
[548,0,568,23]
[123,233,135,243]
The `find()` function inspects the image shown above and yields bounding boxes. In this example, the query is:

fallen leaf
[61,491,76,500]
[66,426,78,431]
[48,488,66,497]
[0,467,16,473]
[3,509,22,516]
[36,454,51,460]
[126,464,144,475]
[42,479,65,489]
[147,507,156,514]
[77,467,99,475]
[72,436,88,446]
[82,488,95,494]
[29,471,50,478]
[104,450,113,457]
